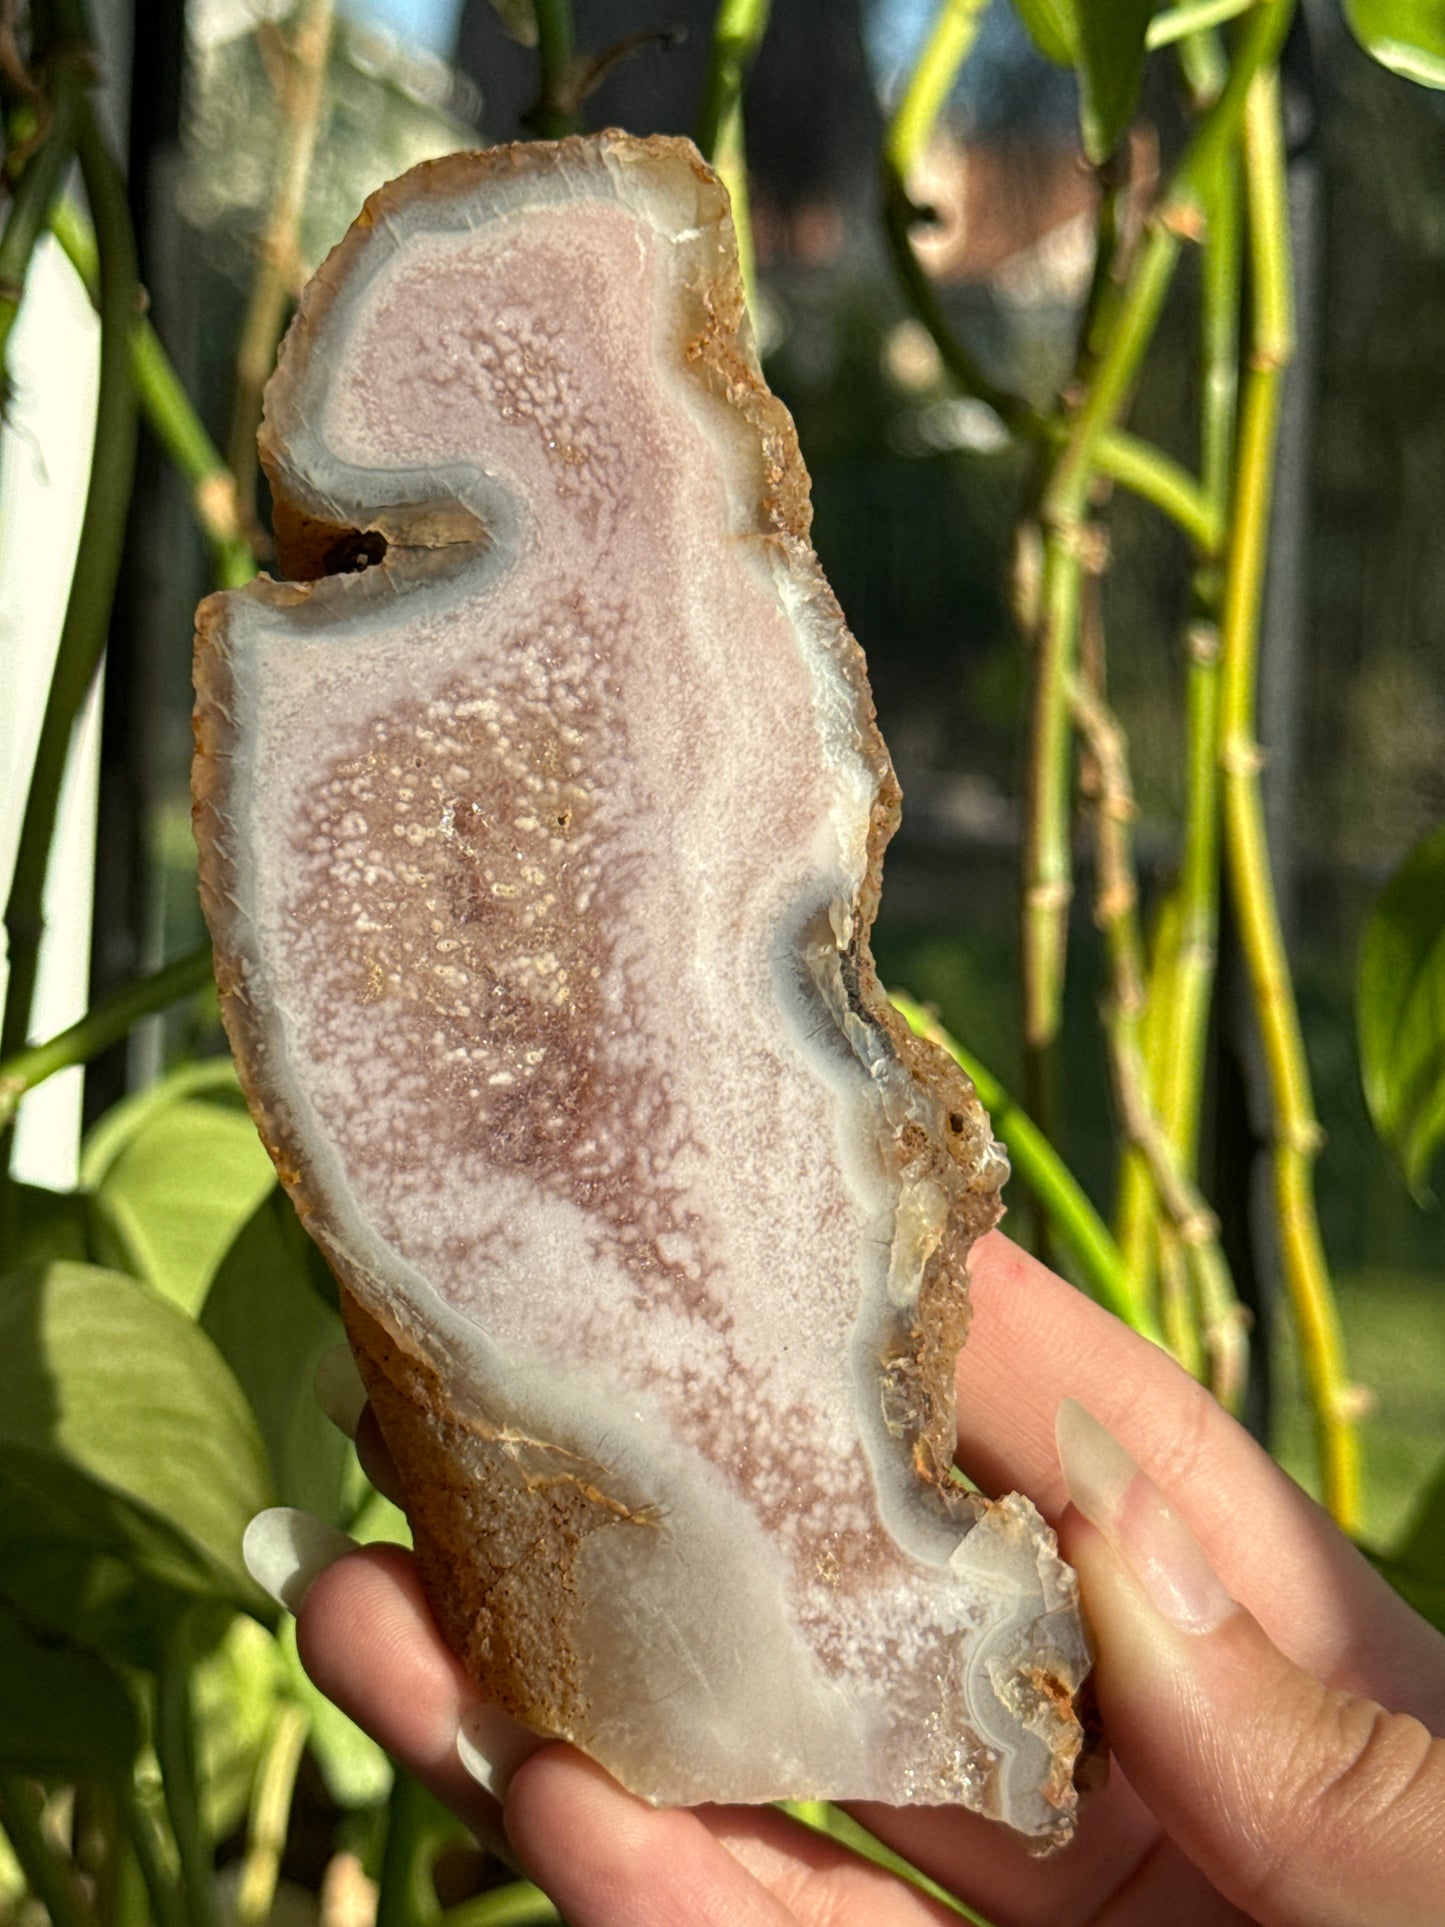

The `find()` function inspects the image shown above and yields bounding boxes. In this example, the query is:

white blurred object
[0,234,103,1190]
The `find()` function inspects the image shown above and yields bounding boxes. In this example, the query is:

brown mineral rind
[195,131,1086,1832]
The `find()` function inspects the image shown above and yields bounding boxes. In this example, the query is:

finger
[844,1772,1174,1927]
[1058,1400,1445,1927]
[960,1233,1445,1723]
[295,1539,541,1840]
[505,1748,960,1927]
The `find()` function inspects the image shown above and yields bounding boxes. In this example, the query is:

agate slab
[193,132,1089,1841]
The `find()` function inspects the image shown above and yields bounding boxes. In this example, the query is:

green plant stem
[48,199,256,587]
[155,1627,219,1927]
[890,992,1163,1339]
[111,1784,185,1927]
[531,0,578,137]
[695,0,772,163]
[0,943,213,1127]
[235,1702,309,1924]
[695,0,771,314]
[879,11,1218,550]
[1123,85,1242,1351]
[0,100,138,1071]
[1152,131,1239,1175]
[227,0,332,505]
[1148,0,1253,49]
[1071,667,1246,1404]
[1221,66,1360,1528]
[375,1766,435,1927]
[882,0,989,180]
[0,57,83,383]
[1018,0,1292,1152]
[438,1885,561,1926]
[0,1776,92,1927]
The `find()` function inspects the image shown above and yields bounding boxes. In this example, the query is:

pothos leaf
[1011,0,1077,67]
[1077,0,1155,162]
[0,1263,274,1613]
[1010,0,1154,161]
[1358,824,1445,1198]
[1345,0,1445,89]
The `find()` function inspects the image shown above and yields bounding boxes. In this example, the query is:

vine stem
[48,199,256,587]
[111,1782,186,1927]
[438,1884,561,1925]
[1019,0,1293,1146]
[0,943,213,1126]
[531,0,578,138]
[879,2,1218,548]
[235,1702,309,1924]
[1070,664,1247,1406]
[890,992,1164,1340]
[1221,66,1361,1528]
[155,1622,219,1927]
[0,55,83,384]
[374,1766,435,1927]
[0,99,137,1067]
[694,0,771,313]
[0,1777,93,1927]
[226,0,333,505]
[1116,26,1239,1351]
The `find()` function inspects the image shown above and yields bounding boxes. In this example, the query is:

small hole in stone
[323,528,389,575]
[948,1112,965,1133]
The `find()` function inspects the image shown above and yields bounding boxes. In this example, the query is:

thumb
[1056,1400,1445,1927]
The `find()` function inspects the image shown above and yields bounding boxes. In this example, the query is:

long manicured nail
[315,1343,368,1438]
[1056,1399,1236,1635]
[243,1506,359,1614]
[456,1704,547,1800]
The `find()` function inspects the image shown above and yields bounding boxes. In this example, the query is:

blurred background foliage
[1,0,1444,1920]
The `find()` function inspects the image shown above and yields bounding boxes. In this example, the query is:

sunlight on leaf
[1358,824,1445,1198]
[1345,0,1445,88]
[0,1263,274,1613]
[85,1068,275,1317]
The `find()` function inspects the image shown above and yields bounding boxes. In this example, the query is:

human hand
[248,1232,1445,1926]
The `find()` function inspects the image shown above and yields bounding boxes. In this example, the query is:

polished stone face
[194,134,1088,1842]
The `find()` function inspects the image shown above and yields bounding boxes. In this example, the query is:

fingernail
[315,1343,368,1439]
[456,1704,546,1800]
[243,1506,359,1615]
[1056,1399,1236,1635]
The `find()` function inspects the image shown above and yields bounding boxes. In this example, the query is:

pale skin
[293,1233,1445,1926]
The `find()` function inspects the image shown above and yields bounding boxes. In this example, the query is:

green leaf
[1372,1451,1445,1634]
[85,1068,275,1317]
[1010,0,1154,161]
[1077,0,1155,161]
[1011,0,1077,66]
[0,1263,274,1615]
[484,0,538,45]
[0,1541,223,1674]
[0,1596,141,1777]
[3,1180,90,1268]
[1357,824,1445,1197]
[1344,0,1445,88]
[201,1190,351,1522]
